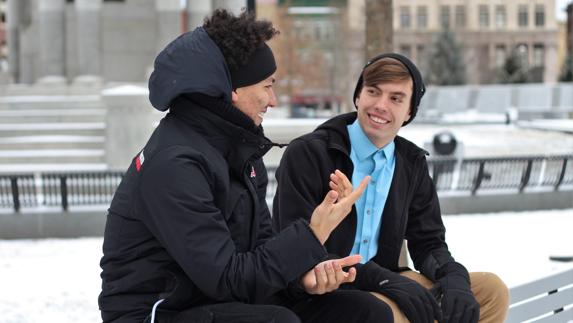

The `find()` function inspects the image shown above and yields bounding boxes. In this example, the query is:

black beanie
[353,53,425,126]
[230,44,277,89]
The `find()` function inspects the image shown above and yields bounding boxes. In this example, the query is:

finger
[336,254,362,268]
[315,264,328,288]
[334,169,353,192]
[346,266,357,283]
[324,262,337,289]
[333,261,348,283]
[329,181,339,191]
[344,176,370,204]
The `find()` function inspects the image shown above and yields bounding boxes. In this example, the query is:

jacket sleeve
[406,157,457,281]
[272,138,329,231]
[138,147,327,303]
[254,159,273,247]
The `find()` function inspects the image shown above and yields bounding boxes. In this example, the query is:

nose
[268,88,277,108]
[374,95,390,112]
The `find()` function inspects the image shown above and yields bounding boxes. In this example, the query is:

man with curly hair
[98,9,381,323]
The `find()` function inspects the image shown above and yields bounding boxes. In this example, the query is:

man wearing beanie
[98,9,376,323]
[273,54,510,323]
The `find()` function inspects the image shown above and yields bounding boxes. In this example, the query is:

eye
[392,96,403,103]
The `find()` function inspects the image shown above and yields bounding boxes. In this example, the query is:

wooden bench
[506,267,573,322]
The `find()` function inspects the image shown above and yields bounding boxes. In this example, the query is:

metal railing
[1,155,572,213]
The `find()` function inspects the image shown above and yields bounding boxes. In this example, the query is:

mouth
[368,113,389,125]
[257,111,266,119]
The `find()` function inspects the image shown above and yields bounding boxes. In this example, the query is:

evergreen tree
[426,25,466,85]
[497,48,530,83]
[559,54,573,82]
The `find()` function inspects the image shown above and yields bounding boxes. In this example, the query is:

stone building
[391,0,560,84]
[4,0,246,84]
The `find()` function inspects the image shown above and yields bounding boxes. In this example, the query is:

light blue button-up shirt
[347,119,396,263]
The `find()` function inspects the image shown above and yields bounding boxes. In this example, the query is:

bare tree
[365,0,392,60]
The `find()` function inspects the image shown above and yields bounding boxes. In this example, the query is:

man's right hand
[309,170,369,244]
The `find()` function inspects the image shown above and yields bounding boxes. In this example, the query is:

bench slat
[536,306,573,322]
[506,287,573,322]
[509,268,573,303]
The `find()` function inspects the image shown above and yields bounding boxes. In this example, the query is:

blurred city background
[0,0,571,322]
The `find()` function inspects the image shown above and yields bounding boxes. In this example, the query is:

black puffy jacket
[99,27,326,323]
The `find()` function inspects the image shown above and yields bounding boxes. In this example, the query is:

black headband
[230,44,276,89]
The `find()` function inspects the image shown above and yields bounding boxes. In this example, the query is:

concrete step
[0,136,104,150]
[0,109,106,123]
[0,123,105,137]
[0,95,103,110]
[0,149,106,164]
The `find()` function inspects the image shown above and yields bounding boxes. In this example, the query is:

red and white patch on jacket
[250,165,256,178]
[135,150,145,171]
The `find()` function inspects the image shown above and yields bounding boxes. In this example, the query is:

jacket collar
[169,94,272,176]
[316,112,428,160]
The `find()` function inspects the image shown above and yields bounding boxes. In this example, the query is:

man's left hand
[432,263,479,323]
[301,255,361,295]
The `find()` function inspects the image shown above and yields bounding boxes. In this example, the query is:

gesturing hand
[309,170,369,244]
[301,255,362,295]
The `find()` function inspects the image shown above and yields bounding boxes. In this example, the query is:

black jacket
[99,27,326,323]
[273,112,460,285]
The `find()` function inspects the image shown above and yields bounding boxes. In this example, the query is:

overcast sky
[556,0,570,21]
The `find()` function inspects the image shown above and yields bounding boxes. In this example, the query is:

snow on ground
[0,209,572,323]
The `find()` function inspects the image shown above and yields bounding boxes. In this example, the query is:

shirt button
[366,209,371,214]
[371,180,376,184]
[363,239,369,244]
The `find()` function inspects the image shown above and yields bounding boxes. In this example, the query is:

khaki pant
[371,271,510,323]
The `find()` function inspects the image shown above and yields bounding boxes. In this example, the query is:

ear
[231,90,239,105]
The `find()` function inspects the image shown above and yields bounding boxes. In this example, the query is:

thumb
[320,190,339,207]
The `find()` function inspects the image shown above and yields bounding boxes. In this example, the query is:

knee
[474,272,510,307]
[271,306,301,323]
[356,297,394,322]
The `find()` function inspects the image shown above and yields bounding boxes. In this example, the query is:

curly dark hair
[203,9,279,71]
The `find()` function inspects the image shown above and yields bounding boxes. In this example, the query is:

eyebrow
[368,85,407,97]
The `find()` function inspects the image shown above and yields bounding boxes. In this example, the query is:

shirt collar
[347,119,395,162]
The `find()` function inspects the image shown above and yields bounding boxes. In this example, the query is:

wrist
[308,222,328,244]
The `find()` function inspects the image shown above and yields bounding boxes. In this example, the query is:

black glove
[353,261,442,323]
[432,262,479,323]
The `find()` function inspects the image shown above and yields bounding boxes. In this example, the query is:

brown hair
[361,57,411,89]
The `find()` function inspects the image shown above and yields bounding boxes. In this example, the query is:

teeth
[370,115,388,124]
[258,112,266,118]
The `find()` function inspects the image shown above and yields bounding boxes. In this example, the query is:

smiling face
[355,79,413,148]
[232,74,277,126]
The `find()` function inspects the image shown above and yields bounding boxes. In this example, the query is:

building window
[416,45,425,67]
[495,5,506,28]
[518,5,528,27]
[417,6,428,29]
[495,45,506,67]
[455,5,466,28]
[516,43,529,67]
[440,5,450,28]
[479,5,489,28]
[400,45,412,59]
[533,44,544,66]
[535,5,545,27]
[400,6,411,29]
